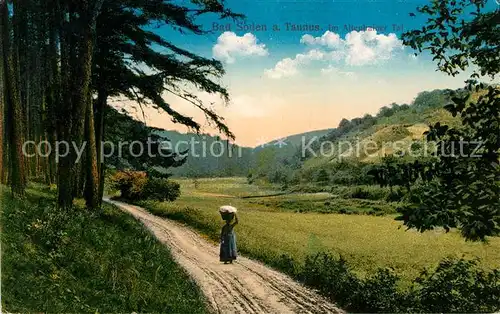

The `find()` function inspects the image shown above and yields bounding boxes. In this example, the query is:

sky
[115,0,500,147]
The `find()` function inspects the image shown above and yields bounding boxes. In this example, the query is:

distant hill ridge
[109,86,493,178]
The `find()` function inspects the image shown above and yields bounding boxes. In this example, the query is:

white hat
[219,205,237,213]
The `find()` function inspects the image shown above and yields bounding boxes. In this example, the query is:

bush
[110,170,180,202]
[315,169,330,184]
[300,253,360,307]
[295,252,500,313]
[412,258,500,313]
[351,187,379,200]
[143,178,180,202]
[109,170,147,200]
[341,186,389,201]
[385,188,405,202]
[331,170,356,185]
[351,268,404,313]
[272,254,299,277]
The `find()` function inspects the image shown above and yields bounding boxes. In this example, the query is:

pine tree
[1,0,242,209]
[1,1,27,196]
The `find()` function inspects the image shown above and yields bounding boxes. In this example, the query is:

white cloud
[212,32,268,64]
[344,30,403,66]
[320,65,357,80]
[267,29,404,78]
[300,31,342,48]
[264,49,325,79]
[302,29,403,66]
[320,65,338,74]
[264,58,298,79]
[324,50,345,62]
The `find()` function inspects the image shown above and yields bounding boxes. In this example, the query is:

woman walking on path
[220,213,238,264]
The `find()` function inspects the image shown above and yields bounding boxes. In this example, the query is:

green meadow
[138,177,500,282]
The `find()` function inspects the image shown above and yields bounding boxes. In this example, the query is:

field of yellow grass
[139,177,500,282]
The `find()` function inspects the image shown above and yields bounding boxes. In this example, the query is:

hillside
[1,185,208,313]
[297,86,500,186]
[249,87,491,185]
[105,106,334,178]
[105,106,254,177]
[106,87,490,181]
[302,104,460,169]
[255,128,333,151]
[153,129,254,177]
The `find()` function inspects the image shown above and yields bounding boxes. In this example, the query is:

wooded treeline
[0,0,241,209]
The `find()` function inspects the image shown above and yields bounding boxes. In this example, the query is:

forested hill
[255,128,333,151]
[106,87,491,180]
[249,87,494,184]
[307,88,460,159]
[104,106,254,177]
[105,106,330,178]
[152,129,254,177]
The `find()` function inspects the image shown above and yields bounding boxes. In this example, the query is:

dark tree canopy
[93,0,243,140]
[0,0,243,208]
[103,106,187,178]
[403,0,499,79]
[397,0,499,241]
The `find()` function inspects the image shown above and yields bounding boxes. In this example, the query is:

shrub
[316,169,330,184]
[300,253,361,308]
[331,170,356,185]
[412,258,500,313]
[142,178,181,202]
[350,268,404,313]
[296,252,500,313]
[110,170,147,200]
[342,186,389,201]
[273,254,299,277]
[350,187,372,199]
[385,188,405,202]
[247,173,254,184]
[110,170,180,202]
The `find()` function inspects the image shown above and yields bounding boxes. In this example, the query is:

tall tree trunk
[12,0,29,183]
[1,2,26,196]
[46,2,59,185]
[0,17,4,184]
[95,88,107,205]
[55,0,73,207]
[57,0,102,208]
[84,93,99,209]
[74,160,84,198]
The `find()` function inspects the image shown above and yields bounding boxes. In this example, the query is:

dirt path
[103,198,344,314]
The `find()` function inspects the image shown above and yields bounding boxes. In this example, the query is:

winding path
[103,198,344,314]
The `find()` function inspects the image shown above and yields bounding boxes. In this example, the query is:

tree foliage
[403,0,499,78]
[368,155,437,193]
[1,0,242,208]
[398,0,499,241]
[104,106,187,178]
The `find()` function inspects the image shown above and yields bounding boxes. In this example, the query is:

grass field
[139,177,500,282]
[1,184,208,313]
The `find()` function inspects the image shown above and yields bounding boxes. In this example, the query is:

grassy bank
[1,184,208,313]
